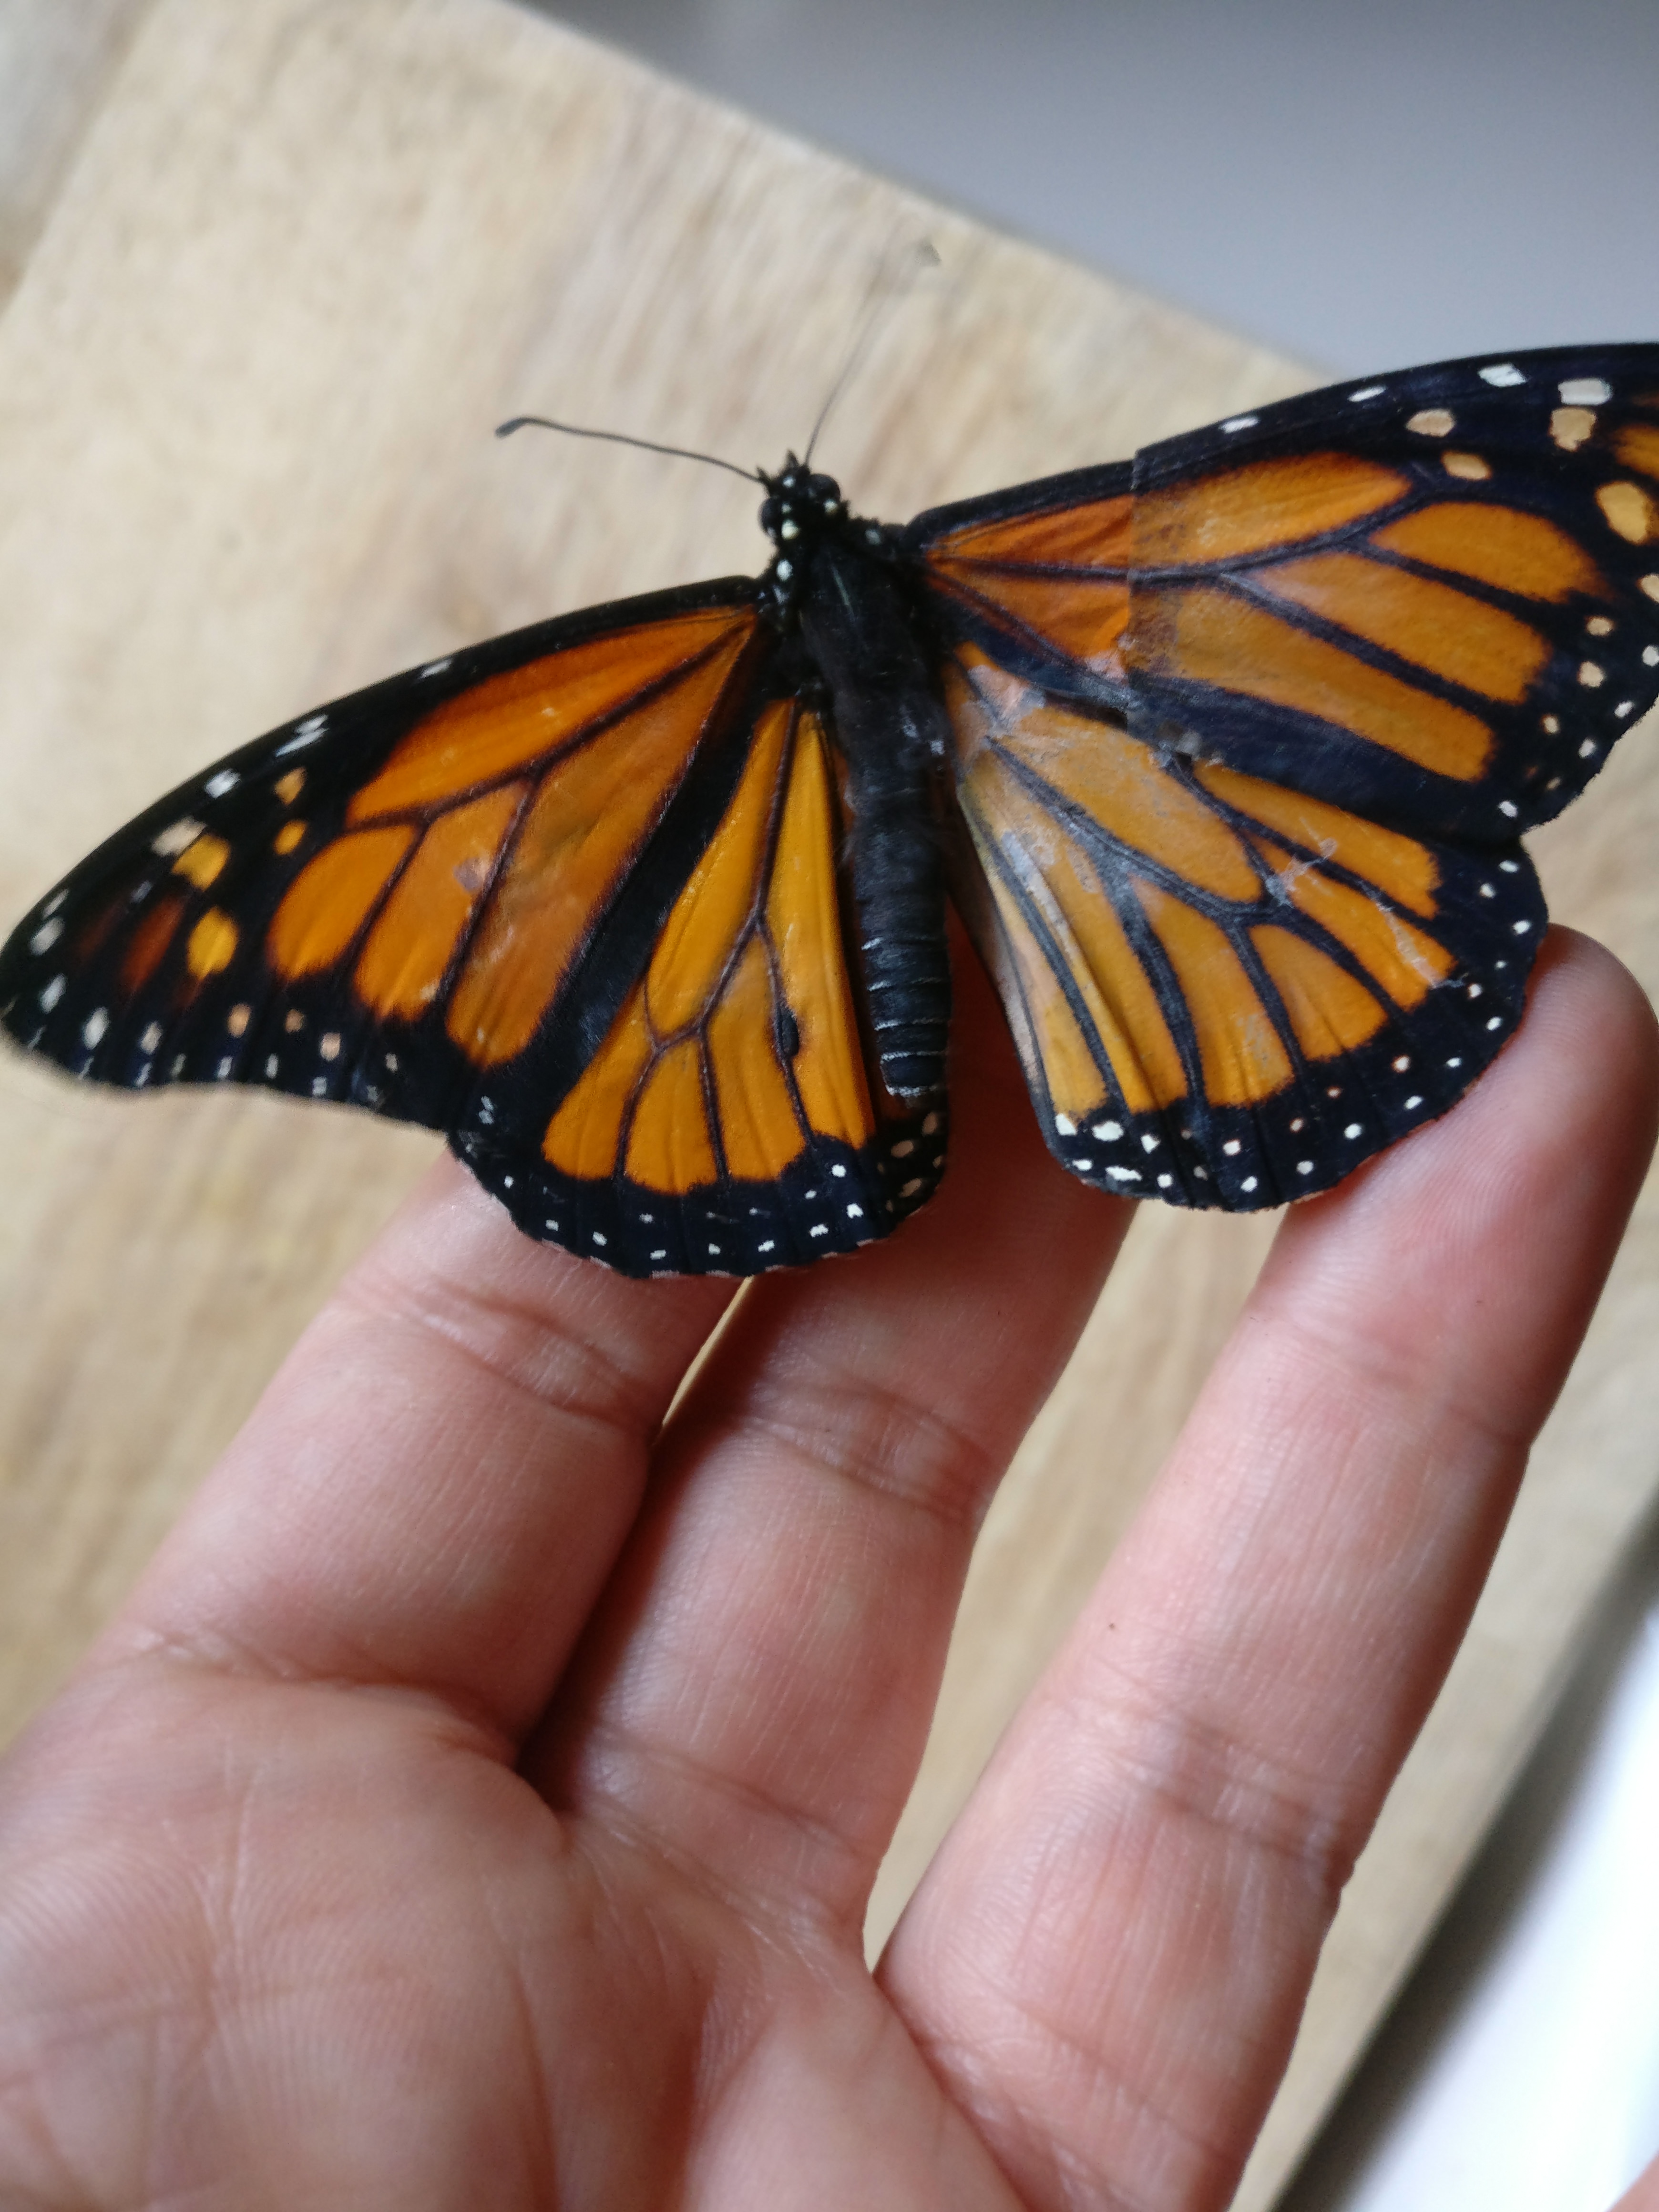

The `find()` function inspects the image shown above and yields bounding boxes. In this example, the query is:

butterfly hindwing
[456,689,945,1272]
[941,643,1542,1207]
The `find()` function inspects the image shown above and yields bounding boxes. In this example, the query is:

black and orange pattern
[3,343,1655,1272]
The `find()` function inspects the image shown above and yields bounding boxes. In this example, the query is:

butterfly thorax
[758,458,950,1100]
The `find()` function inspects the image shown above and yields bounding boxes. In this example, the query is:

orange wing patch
[1134,454,1411,566]
[1250,553,1551,702]
[354,785,525,1019]
[542,703,874,1198]
[1370,504,1605,600]
[270,826,416,977]
[349,606,752,818]
[1128,583,1496,779]
[925,492,1135,676]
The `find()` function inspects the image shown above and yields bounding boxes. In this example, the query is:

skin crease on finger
[0,930,1651,2212]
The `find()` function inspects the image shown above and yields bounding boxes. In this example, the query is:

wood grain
[0,4,1653,2202]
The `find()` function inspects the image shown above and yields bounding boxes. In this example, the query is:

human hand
[0,931,1653,2211]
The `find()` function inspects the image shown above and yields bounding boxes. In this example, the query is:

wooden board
[0,4,1653,2202]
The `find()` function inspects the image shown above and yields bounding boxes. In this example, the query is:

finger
[881,931,1659,2212]
[98,1160,734,1740]
[527,944,1134,1919]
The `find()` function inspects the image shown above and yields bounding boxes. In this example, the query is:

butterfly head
[759,454,884,616]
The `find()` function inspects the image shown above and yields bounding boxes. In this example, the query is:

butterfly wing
[912,344,1659,1209]
[0,581,942,1275]
[1125,344,1659,838]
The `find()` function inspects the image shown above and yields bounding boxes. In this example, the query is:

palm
[9,1673,995,2203]
[1,936,1655,2211]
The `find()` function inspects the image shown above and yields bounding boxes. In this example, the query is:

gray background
[530,0,1659,376]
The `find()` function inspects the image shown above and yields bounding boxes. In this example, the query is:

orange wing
[916,348,1659,842]
[941,643,1540,1208]
[913,345,1659,1210]
[0,583,941,1274]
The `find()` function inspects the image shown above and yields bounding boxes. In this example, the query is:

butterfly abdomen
[797,536,951,1098]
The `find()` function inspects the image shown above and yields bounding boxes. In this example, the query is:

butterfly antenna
[802,237,940,468]
[495,415,762,483]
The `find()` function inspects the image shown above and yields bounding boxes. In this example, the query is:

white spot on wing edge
[1479,361,1525,386]
[1219,413,1259,433]
[29,917,62,954]
[82,1007,109,1047]
[152,816,205,857]
[276,713,327,756]
[204,769,239,798]
[1559,376,1611,404]
[1348,384,1386,401]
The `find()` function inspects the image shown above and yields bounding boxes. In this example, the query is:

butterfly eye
[807,472,840,502]
[758,495,782,534]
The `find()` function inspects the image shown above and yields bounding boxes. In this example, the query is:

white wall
[531,0,1659,375]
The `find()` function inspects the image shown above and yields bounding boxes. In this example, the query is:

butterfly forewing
[1124,345,1659,838]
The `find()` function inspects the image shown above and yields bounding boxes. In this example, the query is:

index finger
[95,1167,737,1737]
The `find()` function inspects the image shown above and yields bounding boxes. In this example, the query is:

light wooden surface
[0,5,1653,2205]
[0,0,154,306]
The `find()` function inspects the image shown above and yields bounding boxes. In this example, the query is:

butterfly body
[763,457,954,1099]
[4,344,1657,1276]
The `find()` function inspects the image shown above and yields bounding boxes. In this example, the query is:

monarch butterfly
[3,344,1656,1277]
